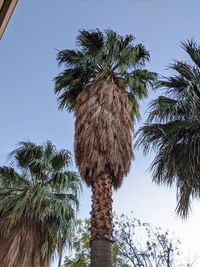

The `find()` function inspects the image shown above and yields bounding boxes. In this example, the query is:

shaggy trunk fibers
[0,222,49,267]
[75,78,133,188]
[90,173,113,267]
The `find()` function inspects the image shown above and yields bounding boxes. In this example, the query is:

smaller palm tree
[135,40,200,218]
[0,141,82,267]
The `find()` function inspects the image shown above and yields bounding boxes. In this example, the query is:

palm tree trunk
[90,172,113,267]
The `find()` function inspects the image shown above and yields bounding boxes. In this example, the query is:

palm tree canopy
[0,141,82,259]
[135,40,200,218]
[54,29,157,188]
[54,29,157,120]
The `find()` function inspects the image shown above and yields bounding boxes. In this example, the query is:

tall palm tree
[0,141,82,267]
[136,40,200,218]
[54,29,156,267]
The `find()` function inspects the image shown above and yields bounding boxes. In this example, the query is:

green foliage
[64,219,90,267]
[63,214,192,267]
[0,141,82,259]
[135,40,200,218]
[54,29,157,120]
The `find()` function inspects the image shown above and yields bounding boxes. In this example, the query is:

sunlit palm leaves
[136,40,200,218]
[0,141,82,266]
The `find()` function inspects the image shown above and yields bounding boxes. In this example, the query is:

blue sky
[1,0,200,266]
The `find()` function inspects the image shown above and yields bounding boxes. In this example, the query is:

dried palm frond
[75,78,133,188]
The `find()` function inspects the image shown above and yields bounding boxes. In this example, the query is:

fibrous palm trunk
[0,222,49,267]
[90,173,113,267]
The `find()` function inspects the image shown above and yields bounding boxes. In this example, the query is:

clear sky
[1,0,200,266]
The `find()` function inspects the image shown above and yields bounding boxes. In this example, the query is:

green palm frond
[0,166,29,187]
[181,39,200,68]
[171,60,199,81]
[136,39,200,218]
[57,49,85,68]
[76,29,104,54]
[54,67,93,111]
[147,96,189,123]
[54,29,157,119]
[50,150,72,170]
[126,69,156,98]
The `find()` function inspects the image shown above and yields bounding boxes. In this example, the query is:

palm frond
[56,49,84,68]
[181,39,200,68]
[50,150,72,171]
[147,96,189,123]
[0,167,29,187]
[77,29,104,54]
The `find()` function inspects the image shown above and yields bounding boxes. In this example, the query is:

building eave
[0,0,18,39]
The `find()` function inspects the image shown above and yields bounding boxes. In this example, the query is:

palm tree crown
[136,40,200,218]
[54,29,156,118]
[54,29,156,188]
[0,141,82,266]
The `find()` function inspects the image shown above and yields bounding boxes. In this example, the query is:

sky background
[0,0,200,266]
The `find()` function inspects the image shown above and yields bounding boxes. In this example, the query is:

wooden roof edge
[0,0,18,39]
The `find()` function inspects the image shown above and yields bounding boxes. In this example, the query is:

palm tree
[54,29,156,267]
[0,141,82,267]
[135,40,200,218]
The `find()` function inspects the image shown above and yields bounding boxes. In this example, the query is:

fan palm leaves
[136,40,200,218]
[54,29,156,267]
[54,29,156,118]
[0,141,82,267]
